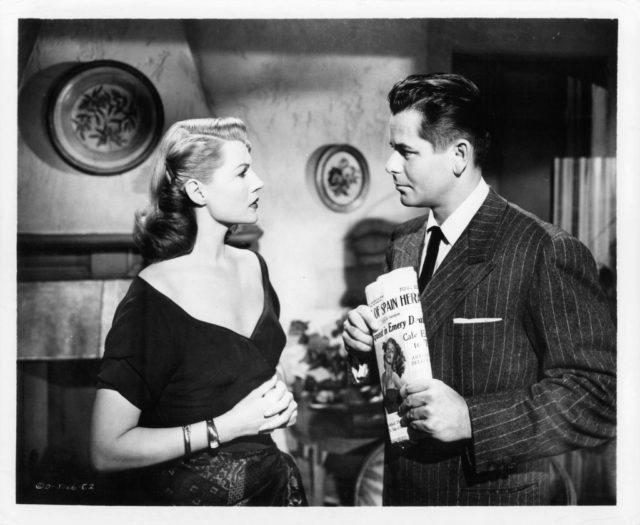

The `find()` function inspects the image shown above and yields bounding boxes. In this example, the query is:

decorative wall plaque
[48,60,163,175]
[313,144,370,212]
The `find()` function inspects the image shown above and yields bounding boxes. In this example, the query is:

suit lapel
[394,216,428,275]
[421,189,508,340]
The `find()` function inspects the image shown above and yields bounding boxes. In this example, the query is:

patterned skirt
[145,445,308,506]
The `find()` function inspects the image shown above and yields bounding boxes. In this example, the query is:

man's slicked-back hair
[387,73,491,168]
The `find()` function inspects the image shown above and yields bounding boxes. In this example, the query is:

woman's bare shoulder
[138,257,188,294]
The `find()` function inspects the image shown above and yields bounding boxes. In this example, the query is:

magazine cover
[365,267,432,443]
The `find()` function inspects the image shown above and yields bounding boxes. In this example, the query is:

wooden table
[290,394,386,506]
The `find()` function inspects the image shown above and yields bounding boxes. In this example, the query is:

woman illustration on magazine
[381,337,405,414]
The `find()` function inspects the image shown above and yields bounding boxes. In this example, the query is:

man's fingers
[407,421,432,439]
[356,305,382,331]
[346,306,380,333]
[401,378,436,397]
[400,406,427,426]
[399,392,429,415]
[343,330,374,353]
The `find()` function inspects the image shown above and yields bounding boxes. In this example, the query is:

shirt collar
[426,178,489,246]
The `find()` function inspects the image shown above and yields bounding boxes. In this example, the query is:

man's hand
[399,378,472,442]
[342,305,381,355]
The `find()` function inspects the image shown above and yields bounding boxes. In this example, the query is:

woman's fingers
[262,379,287,402]
[263,389,294,418]
[260,398,298,432]
[286,406,298,427]
[252,374,278,397]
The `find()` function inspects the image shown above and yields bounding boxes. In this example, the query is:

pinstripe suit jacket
[381,189,616,505]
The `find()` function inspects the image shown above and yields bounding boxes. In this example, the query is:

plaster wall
[18,19,430,326]
[183,19,430,323]
[18,20,210,234]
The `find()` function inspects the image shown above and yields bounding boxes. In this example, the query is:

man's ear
[452,139,472,176]
[184,179,206,206]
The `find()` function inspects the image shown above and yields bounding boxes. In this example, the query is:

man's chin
[399,194,421,207]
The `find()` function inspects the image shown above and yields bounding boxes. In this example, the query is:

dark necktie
[418,226,444,293]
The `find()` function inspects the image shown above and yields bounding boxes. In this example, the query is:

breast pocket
[445,317,510,394]
[446,314,536,394]
[447,317,505,341]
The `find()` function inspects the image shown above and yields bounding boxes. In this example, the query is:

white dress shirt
[419,178,490,275]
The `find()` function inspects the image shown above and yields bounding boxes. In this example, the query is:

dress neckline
[135,252,268,342]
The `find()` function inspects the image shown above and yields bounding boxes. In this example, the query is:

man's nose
[385,151,402,176]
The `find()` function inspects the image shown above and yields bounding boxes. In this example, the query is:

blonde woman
[90,118,307,506]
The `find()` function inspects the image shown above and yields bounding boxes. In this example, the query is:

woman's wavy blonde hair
[133,117,251,263]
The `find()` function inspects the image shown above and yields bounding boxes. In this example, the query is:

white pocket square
[453,317,503,324]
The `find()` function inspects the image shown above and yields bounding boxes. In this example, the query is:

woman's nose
[251,170,264,191]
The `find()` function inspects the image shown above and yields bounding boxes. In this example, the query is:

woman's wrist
[178,419,228,457]
[183,421,208,453]
[212,412,235,444]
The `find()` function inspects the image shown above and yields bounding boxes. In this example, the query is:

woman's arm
[392,372,404,390]
[90,388,194,471]
[90,375,297,472]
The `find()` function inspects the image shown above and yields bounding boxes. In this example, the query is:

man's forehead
[388,109,425,144]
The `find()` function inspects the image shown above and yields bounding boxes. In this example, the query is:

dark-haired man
[343,73,616,505]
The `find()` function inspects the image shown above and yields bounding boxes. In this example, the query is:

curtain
[553,156,616,270]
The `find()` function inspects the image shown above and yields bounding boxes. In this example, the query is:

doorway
[454,55,610,222]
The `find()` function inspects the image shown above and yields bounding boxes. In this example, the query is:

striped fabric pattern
[382,189,616,505]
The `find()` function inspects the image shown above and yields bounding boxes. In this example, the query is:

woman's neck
[188,212,231,265]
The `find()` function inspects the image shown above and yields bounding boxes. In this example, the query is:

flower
[292,314,349,391]
[289,315,381,405]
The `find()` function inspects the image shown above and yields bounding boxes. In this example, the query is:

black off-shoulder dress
[96,251,307,506]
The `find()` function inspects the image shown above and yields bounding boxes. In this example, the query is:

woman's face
[384,344,395,366]
[200,141,264,225]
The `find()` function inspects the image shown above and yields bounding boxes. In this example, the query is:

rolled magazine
[365,267,432,443]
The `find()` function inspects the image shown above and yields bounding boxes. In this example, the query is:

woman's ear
[452,139,472,176]
[184,179,206,206]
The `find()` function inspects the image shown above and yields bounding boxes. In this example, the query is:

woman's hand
[260,379,297,432]
[219,375,298,440]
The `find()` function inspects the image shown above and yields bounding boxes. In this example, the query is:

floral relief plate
[314,144,370,212]
[48,60,163,175]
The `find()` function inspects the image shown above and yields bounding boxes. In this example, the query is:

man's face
[385,109,455,209]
